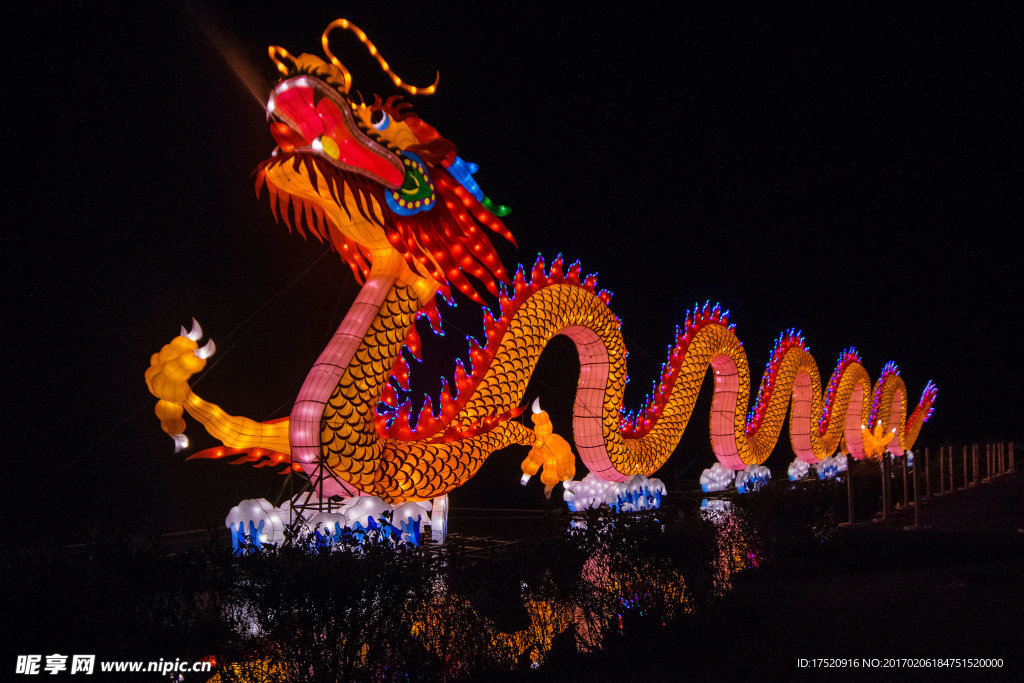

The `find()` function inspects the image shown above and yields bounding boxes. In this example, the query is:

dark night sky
[4,3,1020,534]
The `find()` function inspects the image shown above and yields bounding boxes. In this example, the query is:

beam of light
[187,4,269,110]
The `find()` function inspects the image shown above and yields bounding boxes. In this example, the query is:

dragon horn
[268,45,298,77]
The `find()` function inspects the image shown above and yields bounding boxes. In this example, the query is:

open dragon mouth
[266,75,405,190]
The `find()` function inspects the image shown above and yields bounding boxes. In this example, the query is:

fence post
[1010,441,1015,473]
[938,446,945,495]
[971,443,978,487]
[962,446,968,491]
[937,446,946,493]
[949,446,955,491]
[906,450,919,530]
[983,443,990,483]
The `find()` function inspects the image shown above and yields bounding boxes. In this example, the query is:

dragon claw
[194,338,217,359]
[171,433,189,453]
[182,318,203,341]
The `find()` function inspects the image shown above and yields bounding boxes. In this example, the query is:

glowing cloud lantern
[788,458,811,481]
[735,464,771,494]
[647,478,667,507]
[833,451,849,473]
[701,462,736,492]
[814,455,841,479]
[563,472,614,511]
[391,501,431,545]
[341,496,393,534]
[225,499,287,552]
[145,18,938,531]
[304,510,349,544]
[604,474,666,512]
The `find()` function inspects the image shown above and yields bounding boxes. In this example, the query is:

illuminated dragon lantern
[146,19,937,505]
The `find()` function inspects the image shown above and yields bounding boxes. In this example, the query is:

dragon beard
[255,152,514,302]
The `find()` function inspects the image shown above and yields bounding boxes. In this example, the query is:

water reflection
[411,499,761,672]
[213,499,765,679]
[702,497,761,593]
[409,552,694,670]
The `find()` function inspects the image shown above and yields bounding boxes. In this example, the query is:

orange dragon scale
[145,20,936,504]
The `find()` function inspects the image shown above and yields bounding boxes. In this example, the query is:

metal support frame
[275,457,351,532]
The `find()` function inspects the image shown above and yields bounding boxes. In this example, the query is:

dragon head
[255,19,514,303]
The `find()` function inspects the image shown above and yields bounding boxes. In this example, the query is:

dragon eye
[311,135,340,159]
[370,109,390,131]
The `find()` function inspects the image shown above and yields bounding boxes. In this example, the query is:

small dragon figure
[145,19,936,504]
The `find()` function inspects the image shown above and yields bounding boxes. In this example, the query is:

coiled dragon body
[145,20,936,504]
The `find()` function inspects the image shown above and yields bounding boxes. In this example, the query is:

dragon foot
[144,318,216,448]
[519,399,575,498]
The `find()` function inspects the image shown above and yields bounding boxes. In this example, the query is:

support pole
[1010,441,1015,473]
[912,452,919,527]
[430,494,449,544]
[886,455,893,518]
[878,455,890,521]
[925,447,932,498]
[845,453,855,525]
[901,454,909,509]
[983,443,991,483]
